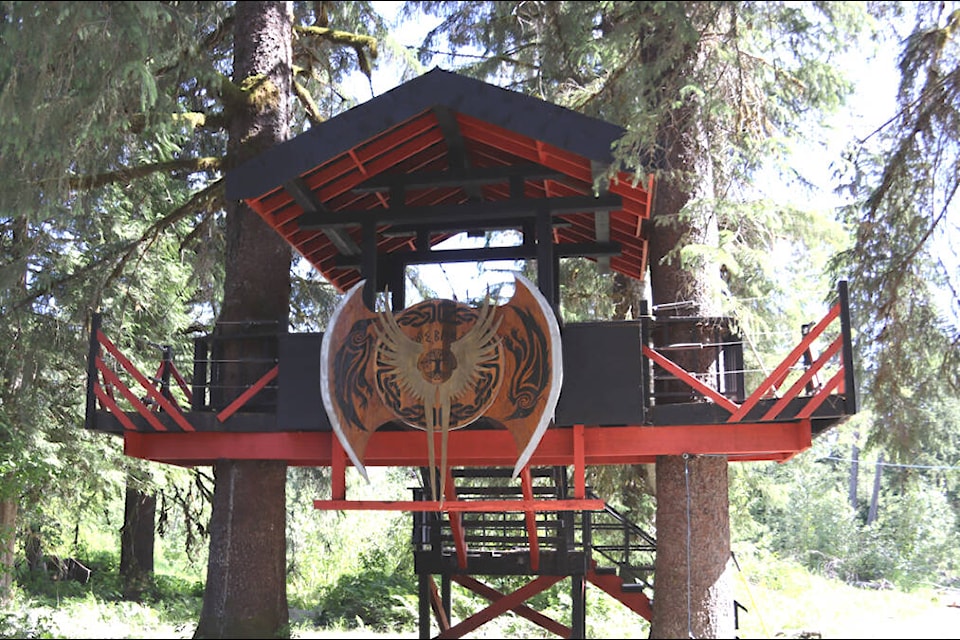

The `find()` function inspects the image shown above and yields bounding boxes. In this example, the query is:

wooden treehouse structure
[84,69,858,638]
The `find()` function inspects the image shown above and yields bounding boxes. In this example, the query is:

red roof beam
[458,116,593,183]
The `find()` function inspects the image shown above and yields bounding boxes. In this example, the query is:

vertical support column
[160,345,173,401]
[571,575,586,639]
[441,574,451,624]
[573,424,585,499]
[361,219,378,311]
[192,336,209,411]
[330,434,346,501]
[838,280,858,414]
[389,260,406,311]
[640,301,652,422]
[85,312,102,429]
[536,208,557,312]
[521,219,536,255]
[418,572,432,639]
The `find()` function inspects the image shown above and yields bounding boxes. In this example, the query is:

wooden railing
[85,313,279,433]
[641,280,855,423]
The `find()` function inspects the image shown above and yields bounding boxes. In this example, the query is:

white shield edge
[320,279,370,482]
[510,274,564,478]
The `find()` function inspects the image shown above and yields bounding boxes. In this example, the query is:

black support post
[362,219,378,310]
[418,572,431,639]
[571,574,586,639]
[441,574,451,625]
[838,280,858,415]
[192,337,208,411]
[536,208,557,312]
[85,312,102,430]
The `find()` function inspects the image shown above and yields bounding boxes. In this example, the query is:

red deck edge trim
[121,420,813,468]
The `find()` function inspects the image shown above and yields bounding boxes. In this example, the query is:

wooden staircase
[412,466,656,638]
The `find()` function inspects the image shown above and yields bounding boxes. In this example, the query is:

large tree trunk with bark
[647,116,734,638]
[194,2,293,638]
[120,484,156,601]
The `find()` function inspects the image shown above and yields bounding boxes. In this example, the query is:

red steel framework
[87,286,853,499]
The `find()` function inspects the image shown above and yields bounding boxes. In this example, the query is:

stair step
[593,566,618,575]
[453,487,561,497]
[453,467,555,479]
[443,534,565,545]
[445,515,566,526]
[621,582,647,593]
[455,521,563,531]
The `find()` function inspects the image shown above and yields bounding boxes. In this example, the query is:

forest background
[0,1,958,638]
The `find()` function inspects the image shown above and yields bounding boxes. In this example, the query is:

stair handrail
[586,489,656,547]
[584,489,656,589]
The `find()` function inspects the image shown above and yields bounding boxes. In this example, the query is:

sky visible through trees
[333,2,958,327]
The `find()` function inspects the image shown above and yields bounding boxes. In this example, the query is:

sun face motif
[418,348,457,383]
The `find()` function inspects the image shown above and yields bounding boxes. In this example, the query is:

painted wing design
[374,293,502,502]
[373,303,433,405]
[321,275,561,499]
[446,295,502,401]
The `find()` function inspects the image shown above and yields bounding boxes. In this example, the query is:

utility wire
[818,455,960,471]
[683,453,694,639]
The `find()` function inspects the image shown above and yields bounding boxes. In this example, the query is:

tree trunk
[867,454,883,525]
[194,2,293,638]
[647,106,734,638]
[195,461,289,638]
[849,433,860,511]
[120,484,156,601]
[652,456,733,638]
[0,496,16,606]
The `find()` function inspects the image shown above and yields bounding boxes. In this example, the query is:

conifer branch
[173,111,229,132]
[14,181,224,313]
[68,158,223,191]
[100,179,224,296]
[293,79,325,125]
[294,25,378,56]
[294,24,378,77]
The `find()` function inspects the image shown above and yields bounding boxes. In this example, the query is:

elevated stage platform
[86,280,855,471]
[83,68,859,638]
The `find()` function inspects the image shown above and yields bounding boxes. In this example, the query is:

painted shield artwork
[320,274,562,498]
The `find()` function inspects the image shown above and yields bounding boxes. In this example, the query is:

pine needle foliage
[831,2,960,459]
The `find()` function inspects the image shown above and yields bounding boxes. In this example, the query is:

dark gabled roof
[225,67,654,293]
